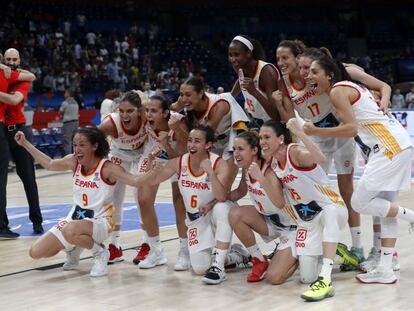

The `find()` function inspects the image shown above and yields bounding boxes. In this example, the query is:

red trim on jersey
[248,158,267,184]
[280,76,292,100]
[187,153,211,178]
[100,160,116,186]
[178,154,184,180]
[251,60,260,79]
[289,75,305,92]
[72,160,79,176]
[262,63,281,81]
[212,155,222,171]
[107,115,119,138]
[207,99,229,120]
[196,96,211,122]
[80,159,102,177]
[288,144,317,171]
[332,83,361,106]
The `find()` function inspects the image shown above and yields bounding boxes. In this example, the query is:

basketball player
[305,55,413,284]
[133,95,190,270]
[228,35,281,126]
[261,119,352,301]
[145,125,249,284]
[14,127,152,277]
[98,90,149,264]
[229,131,298,284]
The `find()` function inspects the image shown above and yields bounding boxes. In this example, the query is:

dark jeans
[0,123,9,229]
[5,124,43,226]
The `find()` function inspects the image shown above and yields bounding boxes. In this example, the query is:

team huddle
[14,35,414,302]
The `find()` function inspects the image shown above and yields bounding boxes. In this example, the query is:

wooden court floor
[1,169,414,311]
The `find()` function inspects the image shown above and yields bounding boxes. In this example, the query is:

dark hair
[120,90,142,108]
[72,127,110,158]
[313,55,351,85]
[277,40,306,57]
[236,131,261,158]
[182,77,206,128]
[191,125,216,144]
[262,120,292,144]
[231,35,266,60]
[105,89,121,100]
[65,88,76,97]
[300,48,325,61]
[150,94,171,119]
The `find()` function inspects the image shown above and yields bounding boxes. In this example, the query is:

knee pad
[190,249,211,275]
[380,217,398,239]
[351,188,391,218]
[298,255,320,284]
[212,202,233,243]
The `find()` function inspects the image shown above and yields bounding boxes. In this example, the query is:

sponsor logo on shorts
[188,228,199,246]
[55,220,69,231]
[344,160,350,167]
[295,229,307,248]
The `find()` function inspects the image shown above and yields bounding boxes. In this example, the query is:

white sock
[373,232,381,250]
[247,244,264,261]
[319,258,334,282]
[397,206,414,222]
[179,238,188,251]
[379,247,394,270]
[91,243,104,256]
[142,229,149,244]
[147,235,161,251]
[212,248,228,270]
[350,227,362,248]
[110,231,121,248]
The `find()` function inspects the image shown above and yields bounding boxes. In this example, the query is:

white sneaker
[63,247,83,271]
[356,266,397,284]
[174,248,191,271]
[202,265,227,285]
[90,247,109,277]
[226,243,251,268]
[360,248,400,272]
[138,248,168,269]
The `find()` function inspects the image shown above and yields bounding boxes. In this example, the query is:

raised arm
[228,169,248,201]
[206,100,230,131]
[15,131,74,171]
[248,163,285,209]
[97,115,116,137]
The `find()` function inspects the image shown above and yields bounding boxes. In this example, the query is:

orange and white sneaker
[108,244,124,264]
[133,243,150,265]
[247,256,269,282]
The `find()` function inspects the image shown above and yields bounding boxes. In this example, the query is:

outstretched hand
[14,131,27,146]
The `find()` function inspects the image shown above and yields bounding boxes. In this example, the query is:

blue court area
[8,202,176,237]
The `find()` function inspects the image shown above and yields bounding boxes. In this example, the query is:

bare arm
[15,131,74,171]
[17,70,36,82]
[228,170,248,201]
[201,158,230,202]
[97,116,116,137]
[248,163,285,209]
[0,90,24,106]
[287,118,326,166]
[147,158,179,185]
[303,87,358,138]
[206,100,230,131]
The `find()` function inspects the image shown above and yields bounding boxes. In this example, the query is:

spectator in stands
[100,89,121,119]
[143,81,155,97]
[391,88,406,109]
[0,53,37,239]
[217,86,224,94]
[59,89,79,155]
[405,86,414,109]
[0,48,44,234]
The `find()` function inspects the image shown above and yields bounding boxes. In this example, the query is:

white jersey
[245,158,294,227]
[273,144,345,223]
[178,152,221,215]
[281,73,351,153]
[107,112,149,162]
[72,159,116,219]
[333,81,412,160]
[194,92,249,159]
[241,60,280,122]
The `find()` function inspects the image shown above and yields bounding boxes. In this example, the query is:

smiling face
[146,99,167,127]
[308,60,332,95]
[4,49,20,70]
[118,100,140,131]
[228,41,250,73]
[276,47,298,75]
[179,83,203,111]
[187,129,211,155]
[72,133,98,165]
[259,126,284,159]
[233,137,258,169]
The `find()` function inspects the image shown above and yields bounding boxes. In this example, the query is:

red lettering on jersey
[296,229,307,241]
[248,185,265,196]
[181,179,210,190]
[292,89,316,106]
[75,179,99,189]
[280,174,298,184]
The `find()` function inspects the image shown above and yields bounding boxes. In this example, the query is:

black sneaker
[33,223,44,234]
[0,227,20,239]
[201,266,227,285]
